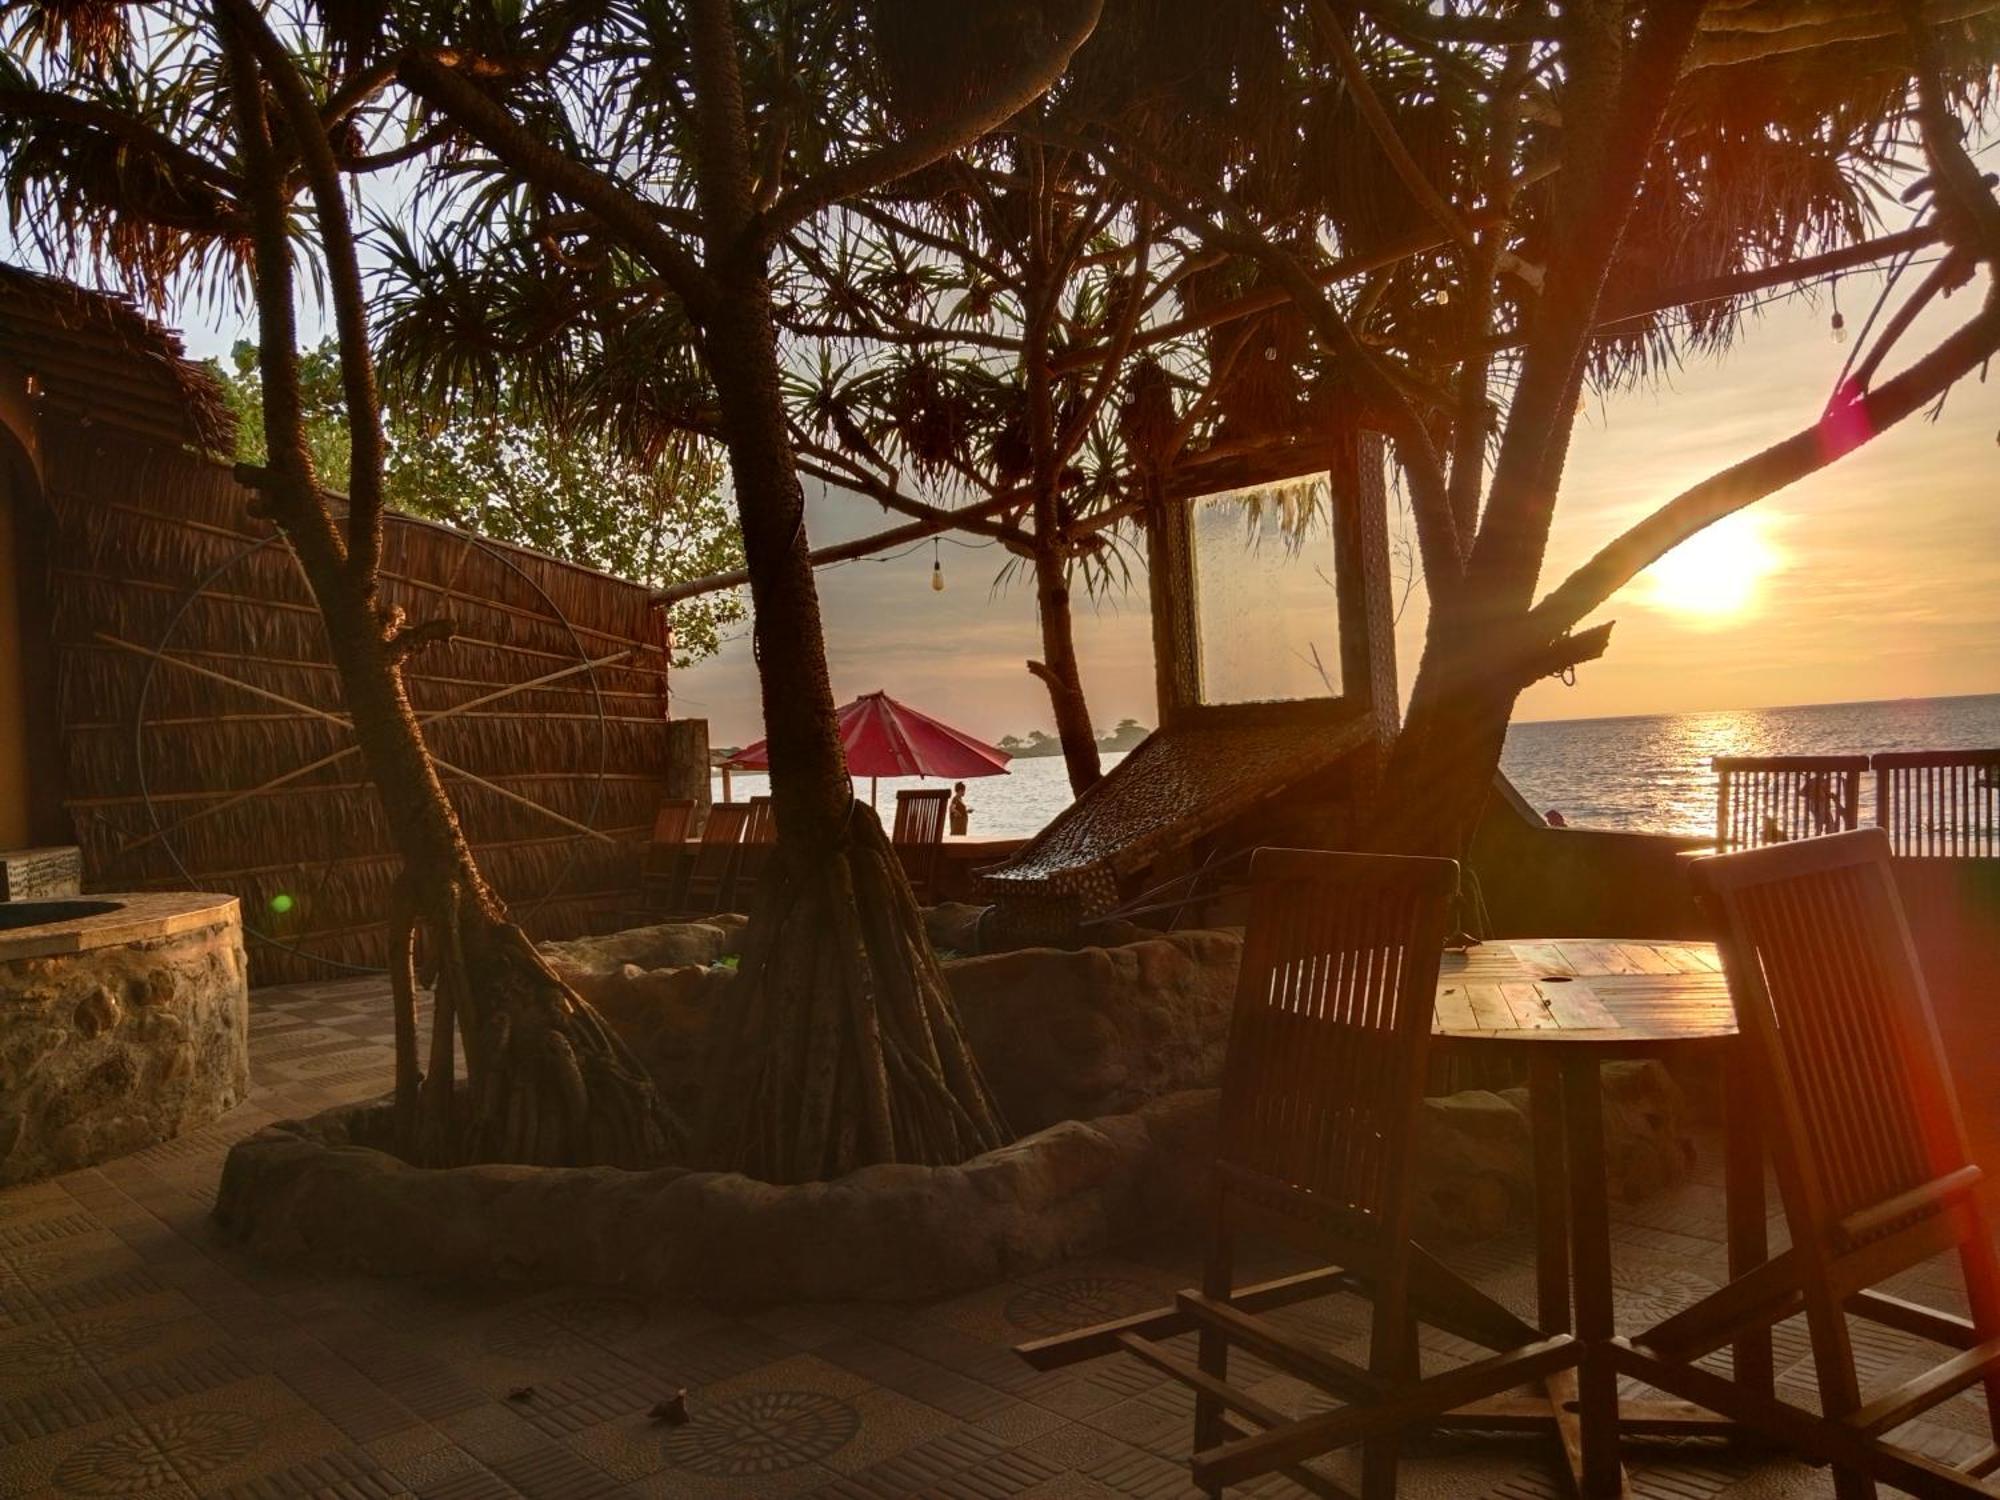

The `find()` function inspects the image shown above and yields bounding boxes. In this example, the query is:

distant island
[998,719,1151,759]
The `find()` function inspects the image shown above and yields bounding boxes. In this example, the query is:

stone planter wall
[0,893,248,1184]
[217,921,1696,1300]
[217,1090,1216,1304]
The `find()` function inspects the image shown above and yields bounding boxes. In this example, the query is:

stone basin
[0,898,121,931]
[0,891,249,1184]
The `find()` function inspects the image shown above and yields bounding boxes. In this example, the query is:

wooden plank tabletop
[1433,938,1736,1055]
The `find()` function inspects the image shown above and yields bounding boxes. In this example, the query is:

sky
[32,229,1997,751]
[671,261,2000,746]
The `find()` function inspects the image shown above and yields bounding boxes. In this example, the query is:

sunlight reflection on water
[1503,693,2000,837]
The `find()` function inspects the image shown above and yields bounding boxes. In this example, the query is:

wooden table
[1426,939,1769,1499]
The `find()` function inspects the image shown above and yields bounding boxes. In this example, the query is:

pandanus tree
[0,0,680,1167]
[780,6,1417,796]
[360,0,1104,1180]
[1060,0,2000,857]
[781,156,1200,798]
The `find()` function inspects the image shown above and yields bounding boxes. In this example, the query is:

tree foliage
[208,340,745,662]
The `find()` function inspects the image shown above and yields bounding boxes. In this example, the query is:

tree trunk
[221,20,675,1171]
[303,563,678,1168]
[686,237,1008,1178]
[1366,599,1523,861]
[1028,545,1103,797]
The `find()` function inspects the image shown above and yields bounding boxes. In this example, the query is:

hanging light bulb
[1434,286,1451,307]
[931,537,945,592]
[1831,275,1847,344]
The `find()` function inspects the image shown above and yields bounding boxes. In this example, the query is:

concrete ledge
[0,891,240,961]
[215,1089,1217,1304]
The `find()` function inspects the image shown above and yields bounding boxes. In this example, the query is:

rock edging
[215,1089,1217,1303]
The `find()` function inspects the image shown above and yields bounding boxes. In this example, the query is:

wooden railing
[1714,755,1866,851]
[1875,749,2000,859]
[1714,749,2000,857]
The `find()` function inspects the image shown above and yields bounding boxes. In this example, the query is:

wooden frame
[1616,828,2000,1498]
[1016,847,1577,1498]
[1145,427,1397,740]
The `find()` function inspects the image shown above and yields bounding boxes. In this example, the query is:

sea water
[713,693,2000,843]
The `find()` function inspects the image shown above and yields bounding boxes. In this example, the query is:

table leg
[1529,1056,1570,1336]
[1562,1056,1624,1498]
[1724,1040,1774,1399]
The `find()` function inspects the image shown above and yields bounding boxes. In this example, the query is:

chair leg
[1956,1208,2000,1442]
[1362,1309,1418,1500]
[1194,1229,1234,1496]
[1801,1287,1876,1500]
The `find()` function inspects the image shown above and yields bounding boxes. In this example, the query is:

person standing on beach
[949,783,972,837]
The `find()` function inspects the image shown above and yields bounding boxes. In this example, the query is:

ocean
[714,693,2000,843]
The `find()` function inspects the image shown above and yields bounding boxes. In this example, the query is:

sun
[1640,513,1785,623]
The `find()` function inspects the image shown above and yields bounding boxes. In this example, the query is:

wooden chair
[679,800,751,916]
[636,796,697,915]
[1714,755,1866,850]
[1016,848,1576,1498]
[1614,828,2000,1498]
[892,788,951,904]
[733,794,777,904]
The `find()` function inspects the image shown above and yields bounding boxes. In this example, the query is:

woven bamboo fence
[40,424,677,984]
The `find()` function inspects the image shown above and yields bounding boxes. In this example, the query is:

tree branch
[1047,194,1540,374]
[1079,126,1465,590]
[1527,287,2000,639]
[1055,209,1152,469]
[217,14,346,580]
[397,53,716,319]
[1304,0,1474,252]
[0,87,242,197]
[651,484,1036,605]
[794,442,1032,552]
[1687,0,2000,71]
[1487,222,1947,352]
[759,0,1105,243]
[226,0,390,581]
[1467,0,1707,610]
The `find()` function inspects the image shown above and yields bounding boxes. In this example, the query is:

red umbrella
[725,690,1010,805]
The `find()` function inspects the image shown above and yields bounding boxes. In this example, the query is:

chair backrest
[1874,748,2000,858]
[1691,828,1972,1243]
[649,797,696,847]
[1217,848,1458,1240]
[1714,755,1866,850]
[691,801,751,878]
[893,788,950,846]
[743,795,776,844]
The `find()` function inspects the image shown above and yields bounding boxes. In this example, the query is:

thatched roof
[0,263,235,455]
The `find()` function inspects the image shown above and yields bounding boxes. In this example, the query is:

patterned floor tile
[3,974,1995,1498]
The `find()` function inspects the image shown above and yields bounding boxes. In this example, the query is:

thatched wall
[40,424,676,984]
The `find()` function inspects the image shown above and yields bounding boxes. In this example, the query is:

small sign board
[0,847,83,901]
